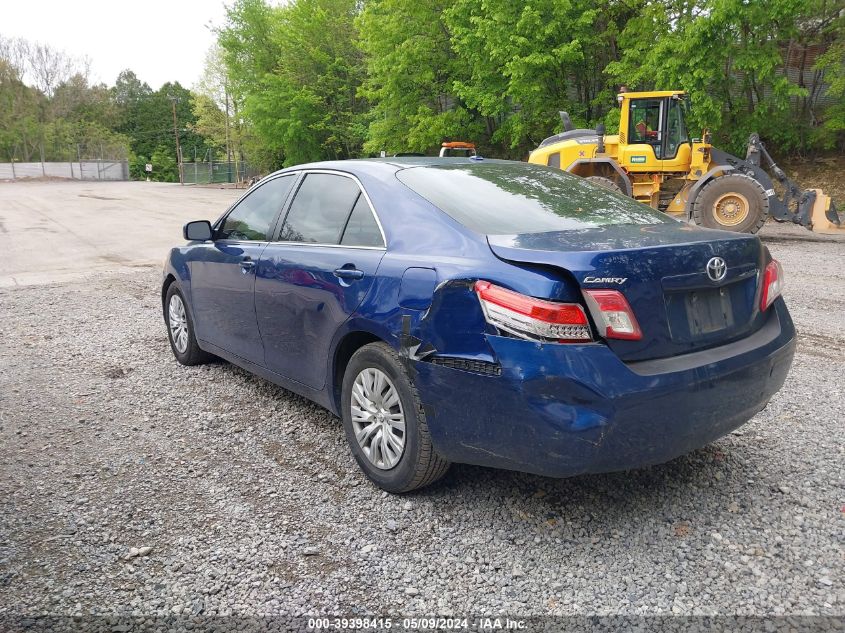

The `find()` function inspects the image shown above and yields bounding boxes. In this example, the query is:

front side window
[218,175,295,240]
[628,98,663,156]
[396,162,671,235]
[279,173,362,244]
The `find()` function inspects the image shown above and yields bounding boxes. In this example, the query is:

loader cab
[618,91,692,172]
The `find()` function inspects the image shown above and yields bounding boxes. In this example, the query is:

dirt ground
[782,157,845,203]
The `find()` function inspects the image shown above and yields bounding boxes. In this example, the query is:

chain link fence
[1,139,129,181]
[181,161,259,185]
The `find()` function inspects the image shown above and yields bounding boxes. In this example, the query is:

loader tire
[693,173,769,234]
[585,176,623,193]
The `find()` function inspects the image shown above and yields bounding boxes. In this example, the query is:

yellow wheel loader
[528,90,843,234]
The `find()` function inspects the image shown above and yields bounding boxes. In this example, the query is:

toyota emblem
[706,257,727,282]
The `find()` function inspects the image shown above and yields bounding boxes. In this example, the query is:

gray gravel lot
[0,183,843,625]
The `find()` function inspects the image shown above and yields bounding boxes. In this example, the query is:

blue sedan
[162,158,795,493]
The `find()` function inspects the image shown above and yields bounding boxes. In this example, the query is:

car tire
[164,284,213,366]
[341,342,450,493]
[692,173,769,233]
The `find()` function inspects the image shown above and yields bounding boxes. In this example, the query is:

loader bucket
[809,189,845,235]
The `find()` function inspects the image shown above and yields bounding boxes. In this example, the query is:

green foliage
[814,41,845,150]
[445,0,614,155]
[0,58,42,160]
[607,0,839,156]
[219,0,844,163]
[128,153,150,180]
[7,0,843,175]
[190,93,228,152]
[150,145,179,182]
[219,0,367,168]
[357,0,479,155]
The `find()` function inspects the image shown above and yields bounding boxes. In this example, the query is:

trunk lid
[487,223,767,362]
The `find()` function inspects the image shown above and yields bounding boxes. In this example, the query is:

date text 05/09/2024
[307,617,526,630]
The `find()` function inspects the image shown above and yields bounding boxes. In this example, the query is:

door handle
[333,267,364,280]
[240,258,255,274]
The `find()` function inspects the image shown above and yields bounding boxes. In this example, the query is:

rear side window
[395,162,671,235]
[280,173,360,244]
[218,175,295,240]
[341,195,384,247]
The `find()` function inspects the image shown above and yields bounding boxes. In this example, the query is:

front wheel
[341,342,449,493]
[164,284,213,366]
[692,173,769,233]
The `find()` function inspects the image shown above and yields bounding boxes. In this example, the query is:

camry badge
[583,276,627,284]
[706,257,727,282]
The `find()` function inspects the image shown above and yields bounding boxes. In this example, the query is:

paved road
[0,181,240,287]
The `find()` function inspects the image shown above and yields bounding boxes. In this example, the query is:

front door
[189,174,297,363]
[623,97,664,171]
[255,172,386,389]
[660,95,692,171]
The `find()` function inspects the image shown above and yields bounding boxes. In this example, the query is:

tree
[357,0,480,155]
[606,0,815,155]
[219,0,369,167]
[0,36,88,98]
[113,70,152,108]
[445,0,625,155]
[0,58,42,160]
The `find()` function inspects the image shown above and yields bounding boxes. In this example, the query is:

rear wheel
[585,176,622,193]
[692,173,769,233]
[341,342,449,493]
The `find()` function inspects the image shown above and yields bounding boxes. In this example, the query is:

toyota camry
[162,158,795,493]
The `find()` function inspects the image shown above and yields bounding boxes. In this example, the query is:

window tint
[340,195,384,247]
[218,176,294,240]
[279,173,360,244]
[396,162,672,235]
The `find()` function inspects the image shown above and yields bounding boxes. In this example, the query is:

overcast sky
[2,0,232,90]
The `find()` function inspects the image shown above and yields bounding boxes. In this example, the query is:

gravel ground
[0,224,843,628]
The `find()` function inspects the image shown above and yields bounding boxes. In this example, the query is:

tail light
[760,259,784,311]
[475,281,592,343]
[582,289,642,341]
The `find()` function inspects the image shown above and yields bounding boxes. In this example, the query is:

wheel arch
[330,330,386,416]
[684,165,736,218]
[566,158,633,197]
[161,273,177,310]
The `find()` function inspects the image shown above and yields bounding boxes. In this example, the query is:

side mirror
[183,220,213,241]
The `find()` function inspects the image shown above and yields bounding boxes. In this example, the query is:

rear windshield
[395,161,672,235]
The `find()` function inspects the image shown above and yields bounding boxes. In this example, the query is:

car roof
[269,156,521,178]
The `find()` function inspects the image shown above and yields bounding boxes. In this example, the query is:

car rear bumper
[413,298,796,478]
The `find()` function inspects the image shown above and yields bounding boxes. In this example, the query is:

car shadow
[197,355,764,532]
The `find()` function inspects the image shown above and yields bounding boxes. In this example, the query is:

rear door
[189,174,296,363]
[255,171,386,388]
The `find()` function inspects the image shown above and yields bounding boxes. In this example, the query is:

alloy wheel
[350,367,406,469]
[168,294,189,354]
